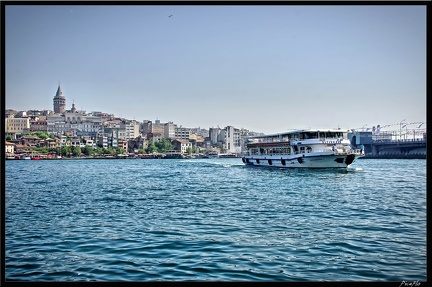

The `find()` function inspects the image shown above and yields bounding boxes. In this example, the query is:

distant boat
[204,151,219,159]
[31,156,43,160]
[163,152,185,159]
[219,153,238,158]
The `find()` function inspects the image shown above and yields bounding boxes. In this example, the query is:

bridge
[349,126,426,159]
[367,138,426,158]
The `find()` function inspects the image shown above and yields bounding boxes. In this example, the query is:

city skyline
[5,5,426,134]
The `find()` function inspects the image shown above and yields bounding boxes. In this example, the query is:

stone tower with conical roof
[53,83,66,114]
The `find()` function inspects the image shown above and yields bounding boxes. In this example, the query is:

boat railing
[320,147,363,155]
[333,148,363,155]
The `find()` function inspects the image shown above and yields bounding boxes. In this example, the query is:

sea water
[5,158,426,282]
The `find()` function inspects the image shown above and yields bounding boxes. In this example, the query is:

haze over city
[5,4,426,134]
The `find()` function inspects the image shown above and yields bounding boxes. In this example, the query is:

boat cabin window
[302,132,318,139]
[290,133,300,140]
[318,131,344,139]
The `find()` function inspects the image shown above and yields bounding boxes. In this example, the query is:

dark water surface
[5,158,426,281]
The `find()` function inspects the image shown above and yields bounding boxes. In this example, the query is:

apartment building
[30,119,48,132]
[208,127,220,145]
[124,120,140,140]
[175,127,191,140]
[164,121,176,139]
[173,139,192,153]
[141,120,152,136]
[5,141,15,154]
[5,117,30,137]
[46,113,103,136]
[97,135,108,149]
[152,119,165,135]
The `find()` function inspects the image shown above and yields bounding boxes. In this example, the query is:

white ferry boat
[241,129,364,168]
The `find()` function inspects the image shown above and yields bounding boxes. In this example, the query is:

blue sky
[5,5,426,134]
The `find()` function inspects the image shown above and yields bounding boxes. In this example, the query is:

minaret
[53,83,66,114]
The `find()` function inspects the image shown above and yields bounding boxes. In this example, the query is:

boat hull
[241,153,363,169]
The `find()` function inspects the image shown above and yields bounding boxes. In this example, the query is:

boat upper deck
[246,129,350,144]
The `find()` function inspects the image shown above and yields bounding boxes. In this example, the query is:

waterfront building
[140,119,167,138]
[30,119,48,132]
[5,117,30,138]
[19,135,40,148]
[47,108,103,136]
[104,120,128,139]
[175,126,191,140]
[141,120,152,136]
[46,114,67,135]
[5,141,15,155]
[37,137,61,149]
[173,139,193,154]
[75,115,103,136]
[124,120,141,140]
[207,126,242,153]
[188,137,205,153]
[65,136,95,149]
[81,136,96,148]
[128,136,147,153]
[97,119,138,149]
[189,133,198,141]
[209,127,220,145]
[225,125,242,153]
[14,144,31,154]
[118,138,128,151]
[101,127,121,148]
[164,121,177,139]
[97,135,108,149]
[53,84,66,114]
[60,136,70,147]
[104,119,124,137]
[70,137,81,148]
[190,127,209,139]
[152,119,165,136]
[147,132,163,143]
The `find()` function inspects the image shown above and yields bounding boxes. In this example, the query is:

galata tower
[53,83,66,114]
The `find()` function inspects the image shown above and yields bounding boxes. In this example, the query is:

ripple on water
[5,158,426,281]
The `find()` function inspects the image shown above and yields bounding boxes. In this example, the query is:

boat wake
[179,159,243,168]
[347,166,363,172]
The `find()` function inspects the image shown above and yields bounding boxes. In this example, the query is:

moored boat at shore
[163,151,185,159]
[241,129,364,169]
[219,153,239,158]
[204,151,219,159]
